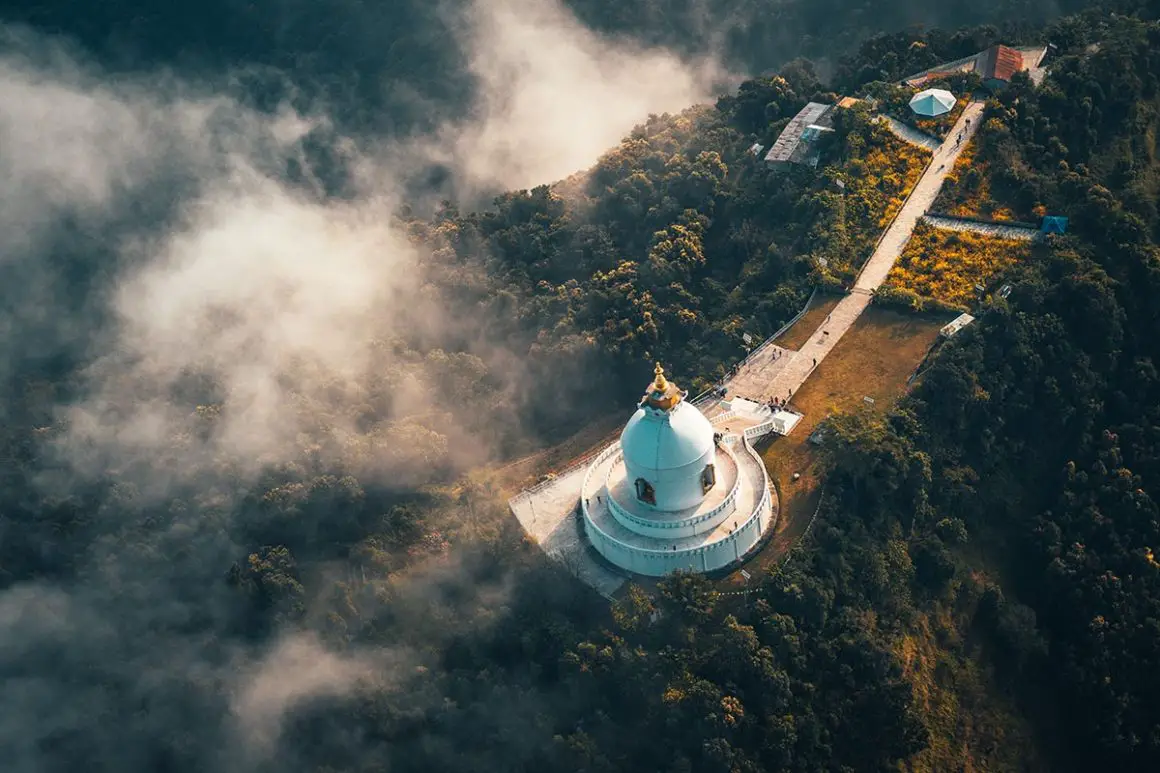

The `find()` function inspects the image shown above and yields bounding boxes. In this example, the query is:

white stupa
[620,369,717,512]
[579,364,777,576]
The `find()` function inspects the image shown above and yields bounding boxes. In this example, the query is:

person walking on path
[812,358,817,367]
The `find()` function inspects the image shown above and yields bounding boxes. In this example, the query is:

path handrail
[768,286,819,343]
[688,286,818,405]
[743,420,776,440]
[509,437,618,505]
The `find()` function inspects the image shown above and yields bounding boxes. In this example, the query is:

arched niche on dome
[634,477,656,505]
[701,463,716,494]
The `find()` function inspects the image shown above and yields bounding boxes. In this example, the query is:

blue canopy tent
[909,88,956,117]
[1041,215,1069,234]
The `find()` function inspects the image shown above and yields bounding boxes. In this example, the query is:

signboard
[863,396,875,405]
[742,333,754,345]
[739,569,752,582]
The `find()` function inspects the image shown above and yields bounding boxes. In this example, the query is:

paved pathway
[923,214,1040,241]
[721,344,793,403]
[733,100,987,407]
[857,100,984,290]
[876,115,942,151]
[508,99,989,594]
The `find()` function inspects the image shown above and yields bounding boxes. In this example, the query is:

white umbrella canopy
[909,88,956,117]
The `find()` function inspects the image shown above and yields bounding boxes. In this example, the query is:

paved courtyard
[509,466,627,598]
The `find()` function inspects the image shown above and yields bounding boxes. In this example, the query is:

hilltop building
[579,364,777,576]
[764,102,836,168]
[901,44,1049,89]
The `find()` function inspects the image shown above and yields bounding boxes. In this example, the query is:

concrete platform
[508,466,627,598]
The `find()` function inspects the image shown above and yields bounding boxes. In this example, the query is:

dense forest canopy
[5,0,1160,772]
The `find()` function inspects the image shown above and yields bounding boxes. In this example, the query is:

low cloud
[0,0,735,481]
[398,0,734,196]
[232,633,388,759]
[63,175,427,480]
[0,1,726,769]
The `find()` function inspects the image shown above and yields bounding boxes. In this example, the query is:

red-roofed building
[900,44,1049,90]
[977,45,1024,87]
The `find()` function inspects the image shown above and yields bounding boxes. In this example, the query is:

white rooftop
[621,399,715,471]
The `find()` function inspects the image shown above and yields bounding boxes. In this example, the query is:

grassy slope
[898,601,1045,773]
[724,303,1044,769]
[716,307,950,587]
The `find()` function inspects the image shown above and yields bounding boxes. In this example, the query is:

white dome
[621,401,715,471]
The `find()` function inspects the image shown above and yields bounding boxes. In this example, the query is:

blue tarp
[1042,215,1069,234]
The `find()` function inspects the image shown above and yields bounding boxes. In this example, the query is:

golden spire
[642,362,682,410]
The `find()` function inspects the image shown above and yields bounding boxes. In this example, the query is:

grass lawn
[717,306,952,588]
[884,223,1033,307]
[776,293,843,351]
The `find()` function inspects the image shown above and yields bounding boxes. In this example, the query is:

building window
[701,464,716,494]
[634,478,656,505]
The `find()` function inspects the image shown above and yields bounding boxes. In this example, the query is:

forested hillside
[4,1,1160,772]
[419,87,930,422]
[825,13,1160,769]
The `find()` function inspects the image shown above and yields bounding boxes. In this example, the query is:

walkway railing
[688,286,819,406]
[743,420,776,440]
[509,438,616,505]
[580,442,622,502]
[710,410,738,426]
[767,286,820,345]
[736,286,819,368]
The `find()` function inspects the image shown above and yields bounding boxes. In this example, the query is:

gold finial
[653,362,667,390]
